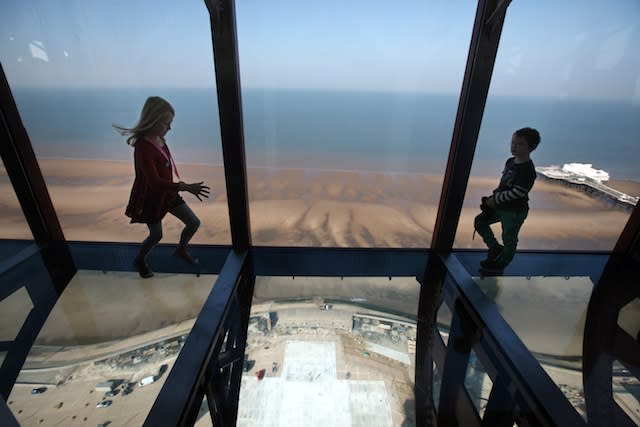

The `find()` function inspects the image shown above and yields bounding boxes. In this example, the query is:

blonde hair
[113,96,175,146]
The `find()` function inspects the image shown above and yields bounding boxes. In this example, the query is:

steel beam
[205,0,252,253]
[415,256,446,426]
[431,0,511,253]
[143,250,247,427]
[0,62,75,291]
[442,253,586,426]
[419,2,510,421]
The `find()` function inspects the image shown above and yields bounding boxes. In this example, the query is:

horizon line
[7,85,639,103]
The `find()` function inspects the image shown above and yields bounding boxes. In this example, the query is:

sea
[11,87,640,181]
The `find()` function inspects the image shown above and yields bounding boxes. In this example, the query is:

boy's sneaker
[480,244,503,268]
[479,259,505,276]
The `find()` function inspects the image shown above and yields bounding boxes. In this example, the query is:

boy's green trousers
[474,208,528,267]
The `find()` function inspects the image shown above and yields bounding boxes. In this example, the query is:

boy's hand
[485,196,496,209]
[481,196,496,212]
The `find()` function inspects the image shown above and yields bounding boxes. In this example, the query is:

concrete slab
[238,340,393,427]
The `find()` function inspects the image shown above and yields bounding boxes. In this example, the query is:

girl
[114,96,210,278]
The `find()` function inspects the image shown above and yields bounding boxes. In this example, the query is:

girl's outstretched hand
[181,181,210,201]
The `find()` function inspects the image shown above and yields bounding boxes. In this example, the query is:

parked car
[96,400,112,408]
[138,376,156,387]
[243,358,255,372]
[105,389,119,397]
[159,364,168,375]
[122,387,133,396]
[31,387,47,395]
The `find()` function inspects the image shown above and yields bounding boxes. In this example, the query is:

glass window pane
[237,1,476,247]
[8,270,217,425]
[464,349,493,418]
[612,360,640,423]
[472,275,598,419]
[437,301,453,346]
[1,1,230,245]
[454,0,640,251]
[238,276,419,425]
[0,164,32,244]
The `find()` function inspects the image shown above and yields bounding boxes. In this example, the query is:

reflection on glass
[0,2,230,244]
[432,361,442,409]
[8,270,216,425]
[612,360,640,424]
[454,0,640,251]
[614,302,640,422]
[472,275,600,418]
[238,276,419,426]
[0,287,33,343]
[464,350,492,418]
[617,298,640,340]
[437,301,453,346]
[237,1,476,247]
[0,165,32,243]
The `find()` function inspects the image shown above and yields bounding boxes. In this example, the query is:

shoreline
[26,156,640,185]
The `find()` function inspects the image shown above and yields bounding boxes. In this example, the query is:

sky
[0,0,639,101]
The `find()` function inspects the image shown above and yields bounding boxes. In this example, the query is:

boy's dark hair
[514,127,540,151]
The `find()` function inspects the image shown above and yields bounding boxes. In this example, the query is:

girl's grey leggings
[138,203,201,259]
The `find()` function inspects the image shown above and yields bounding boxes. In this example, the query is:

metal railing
[0,243,60,400]
[143,250,254,427]
[430,254,586,426]
[141,248,590,426]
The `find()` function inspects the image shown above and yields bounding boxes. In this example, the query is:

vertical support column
[206,0,252,253]
[0,63,75,292]
[431,0,511,253]
[417,1,510,424]
[415,256,446,426]
[205,3,255,422]
[220,257,255,426]
[437,301,478,427]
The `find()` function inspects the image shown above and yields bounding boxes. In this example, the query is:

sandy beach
[1,158,638,249]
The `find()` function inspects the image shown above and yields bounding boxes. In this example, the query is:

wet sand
[1,158,637,249]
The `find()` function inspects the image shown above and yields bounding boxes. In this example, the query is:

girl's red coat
[125,139,179,223]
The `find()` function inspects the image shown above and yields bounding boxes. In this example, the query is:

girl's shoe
[134,257,154,278]
[173,248,198,265]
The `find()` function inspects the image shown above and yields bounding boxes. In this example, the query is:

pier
[536,164,639,209]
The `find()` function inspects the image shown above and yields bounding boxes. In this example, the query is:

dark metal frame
[431,0,510,253]
[0,63,76,291]
[583,201,640,426]
[434,254,586,426]
[417,0,511,424]
[0,63,76,400]
[0,244,61,399]
[206,0,252,253]
[144,250,254,427]
[1,0,638,425]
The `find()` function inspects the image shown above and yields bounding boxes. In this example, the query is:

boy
[475,127,541,275]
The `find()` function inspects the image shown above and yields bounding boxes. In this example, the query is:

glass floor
[2,269,217,427]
